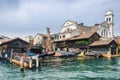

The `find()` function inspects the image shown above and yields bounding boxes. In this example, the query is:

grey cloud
[0,0,120,37]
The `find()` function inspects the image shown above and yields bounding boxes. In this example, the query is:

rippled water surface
[0,57,120,80]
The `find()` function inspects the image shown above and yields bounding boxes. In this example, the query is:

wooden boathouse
[68,32,100,51]
[0,37,30,58]
[89,39,118,57]
[53,31,119,57]
[0,37,41,70]
[53,32,100,52]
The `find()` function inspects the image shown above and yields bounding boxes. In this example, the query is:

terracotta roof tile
[77,22,107,33]
[91,22,107,32]
[0,38,11,44]
[77,26,92,33]
[69,31,98,40]
[90,39,113,46]
[0,37,29,45]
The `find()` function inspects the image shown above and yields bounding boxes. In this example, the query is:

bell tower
[105,10,114,38]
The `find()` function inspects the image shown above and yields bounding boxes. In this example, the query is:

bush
[118,44,120,54]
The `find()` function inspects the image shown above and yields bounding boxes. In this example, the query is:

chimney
[95,23,99,26]
[80,23,84,26]
[78,23,84,26]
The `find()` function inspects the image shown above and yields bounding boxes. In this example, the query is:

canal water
[0,57,120,80]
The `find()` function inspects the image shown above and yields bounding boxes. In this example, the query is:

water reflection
[19,71,25,79]
[0,57,120,80]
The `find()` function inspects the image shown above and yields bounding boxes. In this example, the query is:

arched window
[106,18,108,22]
[101,30,104,36]
[109,17,111,22]
[101,29,108,37]
[103,29,106,37]
[106,31,108,37]
[63,35,65,38]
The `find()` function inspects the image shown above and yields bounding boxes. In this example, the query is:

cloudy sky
[0,0,119,38]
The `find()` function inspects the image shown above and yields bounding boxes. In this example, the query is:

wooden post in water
[10,49,13,64]
[29,57,32,69]
[20,57,24,71]
[36,55,39,68]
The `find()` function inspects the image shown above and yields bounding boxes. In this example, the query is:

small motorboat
[54,52,62,57]
[25,51,35,56]
[46,51,55,56]
[38,51,55,58]
[39,53,47,57]
[68,52,79,56]
[54,51,79,57]
[102,53,111,58]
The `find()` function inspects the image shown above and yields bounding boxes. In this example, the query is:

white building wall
[61,25,77,32]
[25,37,30,42]
[34,35,43,45]
[104,10,114,38]
[70,30,80,37]
[109,24,113,38]
[97,26,109,38]
[59,33,71,40]
[65,33,71,38]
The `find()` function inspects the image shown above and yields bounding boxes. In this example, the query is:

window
[38,37,40,40]
[67,22,69,24]
[106,18,108,22]
[109,17,111,22]
[101,31,104,36]
[101,29,108,37]
[106,30,108,37]
[67,28,70,31]
[55,35,59,39]
[59,35,61,39]
[63,35,65,38]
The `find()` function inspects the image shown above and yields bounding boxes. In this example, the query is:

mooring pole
[20,57,24,71]
[29,57,32,69]
[10,49,13,64]
[36,55,39,68]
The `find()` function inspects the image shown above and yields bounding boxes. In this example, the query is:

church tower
[105,10,114,38]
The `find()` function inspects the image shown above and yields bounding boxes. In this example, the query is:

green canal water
[0,57,120,80]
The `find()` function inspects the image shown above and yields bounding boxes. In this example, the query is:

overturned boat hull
[11,59,29,68]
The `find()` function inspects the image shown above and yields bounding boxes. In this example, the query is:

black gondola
[30,44,43,54]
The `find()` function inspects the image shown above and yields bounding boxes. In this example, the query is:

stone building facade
[53,10,118,56]
[54,10,114,41]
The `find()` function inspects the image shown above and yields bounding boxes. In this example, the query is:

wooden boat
[10,52,30,68]
[46,51,55,56]
[54,51,79,57]
[102,53,111,58]
[30,44,43,53]
[54,52,62,57]
[38,51,55,57]
[77,52,84,57]
[11,59,29,68]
